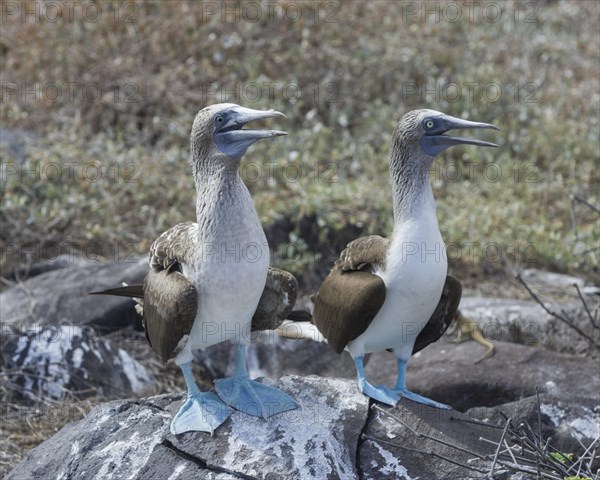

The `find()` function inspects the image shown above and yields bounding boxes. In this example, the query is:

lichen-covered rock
[6,376,369,480]
[6,369,598,480]
[1,324,155,402]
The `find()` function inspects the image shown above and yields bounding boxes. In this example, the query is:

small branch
[574,283,600,329]
[362,434,489,474]
[488,418,511,478]
[573,194,600,213]
[449,416,503,429]
[516,274,600,350]
[372,405,486,459]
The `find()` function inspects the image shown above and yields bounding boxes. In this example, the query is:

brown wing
[251,267,298,331]
[412,275,462,355]
[313,236,390,354]
[143,222,200,361]
[142,269,198,362]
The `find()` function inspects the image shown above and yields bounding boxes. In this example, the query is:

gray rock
[6,376,369,480]
[5,254,89,282]
[0,259,148,333]
[458,297,552,345]
[364,341,599,412]
[458,296,598,354]
[520,268,585,290]
[359,402,499,480]
[1,324,156,402]
[6,371,598,480]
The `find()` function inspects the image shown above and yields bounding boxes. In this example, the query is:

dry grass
[1,1,599,282]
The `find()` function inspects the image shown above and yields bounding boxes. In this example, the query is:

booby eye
[425,120,434,129]
[215,116,224,124]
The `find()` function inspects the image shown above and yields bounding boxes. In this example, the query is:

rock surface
[366,341,600,412]
[6,359,598,480]
[0,259,147,333]
[457,295,599,355]
[1,324,156,402]
[6,376,370,480]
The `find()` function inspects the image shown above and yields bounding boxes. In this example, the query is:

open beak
[214,106,287,158]
[420,114,499,157]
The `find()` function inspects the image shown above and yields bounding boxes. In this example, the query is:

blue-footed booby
[278,109,499,408]
[92,104,298,434]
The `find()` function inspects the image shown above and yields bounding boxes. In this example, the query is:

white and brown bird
[278,109,499,408]
[92,104,298,434]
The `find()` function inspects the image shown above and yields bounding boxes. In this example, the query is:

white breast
[347,205,447,359]
[185,191,269,351]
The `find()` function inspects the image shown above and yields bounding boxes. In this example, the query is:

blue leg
[170,362,232,435]
[214,343,298,419]
[393,358,451,409]
[354,356,400,406]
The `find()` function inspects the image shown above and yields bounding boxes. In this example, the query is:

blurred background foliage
[1,0,598,285]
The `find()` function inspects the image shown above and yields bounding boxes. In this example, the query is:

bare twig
[516,274,600,349]
[574,283,600,329]
[372,405,486,459]
[488,418,511,478]
[449,416,503,429]
[573,193,600,213]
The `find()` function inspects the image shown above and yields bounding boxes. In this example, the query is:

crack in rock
[161,439,251,479]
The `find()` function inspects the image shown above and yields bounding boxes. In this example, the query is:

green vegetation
[1,1,598,283]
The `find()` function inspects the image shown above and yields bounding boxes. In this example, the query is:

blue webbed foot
[354,355,399,406]
[359,380,400,406]
[171,361,232,435]
[392,357,451,409]
[171,390,233,435]
[215,376,298,418]
[214,343,298,418]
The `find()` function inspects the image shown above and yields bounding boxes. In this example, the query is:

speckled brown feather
[251,267,299,331]
[149,222,198,271]
[335,236,390,272]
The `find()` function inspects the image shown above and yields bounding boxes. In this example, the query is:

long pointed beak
[214,106,287,158]
[420,114,499,157]
[219,106,287,140]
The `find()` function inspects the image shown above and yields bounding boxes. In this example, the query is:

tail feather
[275,320,326,343]
[87,284,144,298]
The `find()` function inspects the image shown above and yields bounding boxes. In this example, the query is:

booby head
[191,103,287,161]
[394,109,499,158]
